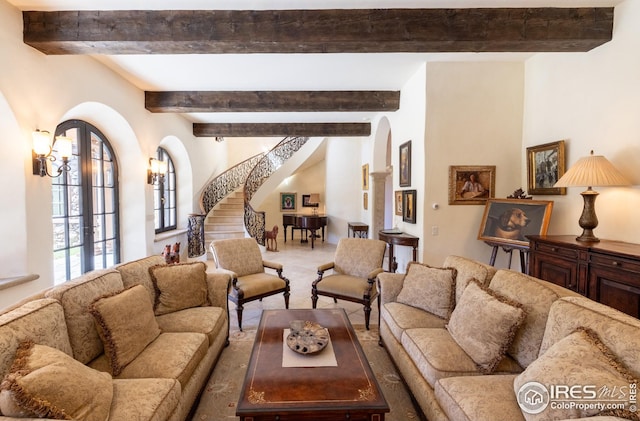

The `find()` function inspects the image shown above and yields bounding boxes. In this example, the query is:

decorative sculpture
[265,225,279,252]
[162,242,180,264]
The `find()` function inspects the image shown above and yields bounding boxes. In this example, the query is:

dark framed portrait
[399,141,412,187]
[527,140,566,195]
[478,199,554,247]
[402,190,417,224]
[280,192,296,211]
[448,165,496,205]
[302,194,319,208]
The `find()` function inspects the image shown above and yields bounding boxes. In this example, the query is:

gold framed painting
[399,141,411,187]
[477,199,554,247]
[448,165,495,205]
[527,140,566,195]
[394,191,403,216]
[362,164,369,190]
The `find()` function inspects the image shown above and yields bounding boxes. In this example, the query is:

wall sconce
[147,158,168,185]
[554,150,631,242]
[32,129,72,177]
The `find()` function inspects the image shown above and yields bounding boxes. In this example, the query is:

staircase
[204,190,245,250]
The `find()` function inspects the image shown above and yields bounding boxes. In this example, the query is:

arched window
[154,147,177,233]
[52,120,120,284]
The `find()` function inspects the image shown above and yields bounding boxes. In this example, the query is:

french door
[52,120,120,284]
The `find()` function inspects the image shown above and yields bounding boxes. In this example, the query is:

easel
[485,241,530,274]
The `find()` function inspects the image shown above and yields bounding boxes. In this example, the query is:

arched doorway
[371,118,393,238]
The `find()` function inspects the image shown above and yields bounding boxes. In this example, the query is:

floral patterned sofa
[0,256,230,421]
[378,256,640,421]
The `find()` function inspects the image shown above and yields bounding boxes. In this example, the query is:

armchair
[311,238,386,329]
[210,237,290,331]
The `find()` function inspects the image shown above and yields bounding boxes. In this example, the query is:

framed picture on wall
[402,190,417,223]
[399,141,412,187]
[448,165,496,205]
[394,191,403,216]
[363,192,368,210]
[477,199,554,247]
[362,164,369,190]
[280,192,296,211]
[302,194,319,207]
[527,140,566,195]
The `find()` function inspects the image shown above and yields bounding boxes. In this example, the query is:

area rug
[191,326,421,420]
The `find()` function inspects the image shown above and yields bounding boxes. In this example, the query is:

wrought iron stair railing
[199,153,265,215]
[188,153,264,257]
[244,136,309,245]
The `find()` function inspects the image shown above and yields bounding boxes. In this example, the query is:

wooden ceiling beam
[193,123,371,138]
[145,91,400,113]
[23,8,613,55]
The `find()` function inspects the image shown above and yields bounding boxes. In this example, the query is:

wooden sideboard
[528,235,640,318]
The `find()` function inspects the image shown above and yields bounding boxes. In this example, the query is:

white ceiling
[7,0,621,126]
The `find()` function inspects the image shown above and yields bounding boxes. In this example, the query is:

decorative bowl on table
[286,320,330,355]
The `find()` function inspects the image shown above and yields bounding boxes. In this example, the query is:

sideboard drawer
[534,242,579,259]
[590,253,640,274]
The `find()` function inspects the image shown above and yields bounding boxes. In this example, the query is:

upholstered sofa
[0,256,230,421]
[378,256,640,421]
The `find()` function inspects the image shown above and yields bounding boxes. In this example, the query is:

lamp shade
[32,130,51,156]
[308,193,320,204]
[554,151,630,188]
[54,136,73,159]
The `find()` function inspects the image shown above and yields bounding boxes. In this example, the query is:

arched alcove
[59,102,146,259]
[370,117,393,237]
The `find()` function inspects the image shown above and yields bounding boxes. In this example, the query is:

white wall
[423,61,525,267]
[0,1,226,308]
[383,64,428,272]
[522,0,640,243]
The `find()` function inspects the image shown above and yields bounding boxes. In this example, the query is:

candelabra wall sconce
[147,157,168,185]
[32,129,72,178]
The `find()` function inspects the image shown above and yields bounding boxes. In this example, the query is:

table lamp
[308,193,320,215]
[553,150,630,242]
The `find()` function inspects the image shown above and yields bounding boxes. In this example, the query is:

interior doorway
[371,118,393,238]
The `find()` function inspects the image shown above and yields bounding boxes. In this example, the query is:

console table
[347,222,369,238]
[528,235,640,319]
[378,230,419,273]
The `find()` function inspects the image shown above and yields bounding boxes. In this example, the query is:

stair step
[205,223,244,232]
[206,215,243,224]
[219,203,243,211]
[212,209,243,217]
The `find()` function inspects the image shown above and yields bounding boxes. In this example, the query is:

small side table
[348,222,369,238]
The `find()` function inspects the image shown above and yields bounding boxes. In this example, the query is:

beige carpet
[191,325,420,421]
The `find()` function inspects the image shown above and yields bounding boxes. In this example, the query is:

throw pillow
[446,280,526,373]
[395,262,457,319]
[149,261,209,315]
[89,284,161,376]
[0,340,112,421]
[514,327,639,421]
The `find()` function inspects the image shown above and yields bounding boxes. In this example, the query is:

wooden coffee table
[236,308,389,420]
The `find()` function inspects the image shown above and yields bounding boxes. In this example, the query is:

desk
[347,222,369,238]
[282,214,328,249]
[378,230,420,273]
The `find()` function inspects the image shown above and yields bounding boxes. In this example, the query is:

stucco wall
[522,0,640,243]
